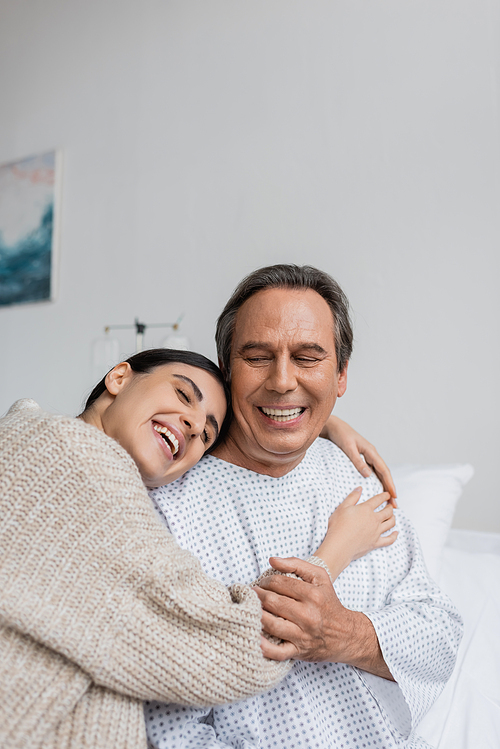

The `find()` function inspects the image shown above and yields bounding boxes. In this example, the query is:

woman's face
[100,362,227,488]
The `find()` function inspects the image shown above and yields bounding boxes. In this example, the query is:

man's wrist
[334,611,394,681]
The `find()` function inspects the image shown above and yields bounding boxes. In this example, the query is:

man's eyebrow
[238,342,272,352]
[238,342,328,355]
[172,374,203,401]
[299,343,328,355]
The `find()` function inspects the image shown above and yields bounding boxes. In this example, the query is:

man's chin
[255,434,319,461]
[218,421,323,474]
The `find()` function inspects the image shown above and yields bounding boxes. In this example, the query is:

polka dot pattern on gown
[146,440,462,748]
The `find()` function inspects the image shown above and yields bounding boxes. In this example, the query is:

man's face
[227,287,347,473]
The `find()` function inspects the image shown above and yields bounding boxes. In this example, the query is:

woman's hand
[320,415,397,500]
[313,488,398,578]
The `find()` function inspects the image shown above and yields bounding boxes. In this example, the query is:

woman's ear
[104,362,134,396]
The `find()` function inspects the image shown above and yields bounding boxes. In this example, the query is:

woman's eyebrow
[206,414,219,443]
[173,374,220,441]
[172,374,203,401]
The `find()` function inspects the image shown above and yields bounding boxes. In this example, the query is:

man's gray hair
[215,264,353,380]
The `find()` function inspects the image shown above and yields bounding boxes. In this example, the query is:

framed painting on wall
[0,150,62,307]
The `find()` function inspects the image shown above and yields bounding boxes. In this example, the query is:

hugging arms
[0,346,397,749]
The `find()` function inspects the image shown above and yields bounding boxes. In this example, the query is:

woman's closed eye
[177,388,192,404]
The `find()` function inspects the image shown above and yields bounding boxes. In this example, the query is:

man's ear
[337,362,349,398]
[104,362,134,396]
[218,357,230,385]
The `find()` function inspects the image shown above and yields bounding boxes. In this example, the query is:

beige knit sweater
[0,400,289,749]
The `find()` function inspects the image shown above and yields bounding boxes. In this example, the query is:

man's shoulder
[307,436,349,463]
[306,438,383,497]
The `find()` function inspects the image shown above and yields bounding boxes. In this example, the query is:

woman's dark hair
[82,348,232,453]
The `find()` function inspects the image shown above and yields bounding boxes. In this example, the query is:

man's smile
[258,406,306,423]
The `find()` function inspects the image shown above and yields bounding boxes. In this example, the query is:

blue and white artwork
[0,151,60,306]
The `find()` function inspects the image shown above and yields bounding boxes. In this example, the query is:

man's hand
[255,557,394,681]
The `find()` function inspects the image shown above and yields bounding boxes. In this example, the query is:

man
[146,264,462,748]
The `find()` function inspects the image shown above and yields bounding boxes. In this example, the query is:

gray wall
[1,0,499,531]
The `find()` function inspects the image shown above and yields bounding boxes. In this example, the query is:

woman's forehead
[154,363,226,411]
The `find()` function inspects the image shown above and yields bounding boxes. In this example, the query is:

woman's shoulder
[1,397,58,442]
[2,397,96,446]
[0,398,140,482]
[4,397,41,417]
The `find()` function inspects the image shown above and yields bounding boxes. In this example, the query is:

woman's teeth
[261,407,303,422]
[153,424,179,455]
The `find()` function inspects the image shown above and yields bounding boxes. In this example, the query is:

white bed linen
[417,530,500,748]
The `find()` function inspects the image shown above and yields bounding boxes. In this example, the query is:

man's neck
[211,434,307,478]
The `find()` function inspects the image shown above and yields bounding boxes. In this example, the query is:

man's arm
[254,557,395,680]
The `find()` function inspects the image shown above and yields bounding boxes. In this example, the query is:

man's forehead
[233,287,336,346]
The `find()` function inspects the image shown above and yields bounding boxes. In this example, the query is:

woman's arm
[320,416,397,499]
[313,488,397,578]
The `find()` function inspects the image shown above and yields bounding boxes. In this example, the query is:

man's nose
[265,358,298,393]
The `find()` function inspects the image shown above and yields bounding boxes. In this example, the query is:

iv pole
[104,315,184,353]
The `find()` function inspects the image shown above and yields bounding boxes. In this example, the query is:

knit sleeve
[97,533,290,706]
[0,403,289,709]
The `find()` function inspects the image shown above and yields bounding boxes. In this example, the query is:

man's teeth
[153,424,179,455]
[261,407,303,422]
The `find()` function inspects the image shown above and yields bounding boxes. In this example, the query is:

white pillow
[392,464,474,579]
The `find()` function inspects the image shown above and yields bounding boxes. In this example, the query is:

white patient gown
[146,440,463,749]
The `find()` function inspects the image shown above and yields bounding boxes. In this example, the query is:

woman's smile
[152,421,182,458]
[90,361,227,488]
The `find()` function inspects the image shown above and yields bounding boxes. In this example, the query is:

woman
[0,349,395,749]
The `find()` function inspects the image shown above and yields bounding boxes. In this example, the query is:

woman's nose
[181,408,205,437]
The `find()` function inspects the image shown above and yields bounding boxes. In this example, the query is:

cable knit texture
[0,400,289,749]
